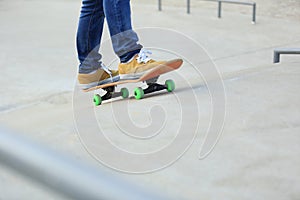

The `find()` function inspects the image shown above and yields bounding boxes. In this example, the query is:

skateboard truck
[93,79,175,106]
[93,86,130,106]
[143,83,168,95]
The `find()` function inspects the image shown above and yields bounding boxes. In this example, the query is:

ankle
[120,49,141,63]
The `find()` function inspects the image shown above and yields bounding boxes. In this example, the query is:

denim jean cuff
[119,49,141,63]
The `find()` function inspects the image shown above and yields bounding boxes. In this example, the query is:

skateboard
[84,59,183,106]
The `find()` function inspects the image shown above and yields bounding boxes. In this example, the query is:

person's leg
[76,0,119,89]
[77,0,104,74]
[103,0,142,63]
[103,0,169,80]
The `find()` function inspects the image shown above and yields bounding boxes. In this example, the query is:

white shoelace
[101,63,113,82]
[136,49,152,64]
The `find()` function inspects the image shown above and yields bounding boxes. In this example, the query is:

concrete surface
[0,0,299,199]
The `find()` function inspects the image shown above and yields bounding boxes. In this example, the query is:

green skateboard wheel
[134,87,144,100]
[165,79,175,92]
[93,94,102,106]
[121,88,129,99]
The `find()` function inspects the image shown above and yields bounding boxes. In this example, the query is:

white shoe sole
[119,69,153,80]
[79,75,120,90]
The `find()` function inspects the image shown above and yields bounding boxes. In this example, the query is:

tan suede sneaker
[118,49,166,80]
[78,68,119,89]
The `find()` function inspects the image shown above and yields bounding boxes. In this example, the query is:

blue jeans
[77,0,142,74]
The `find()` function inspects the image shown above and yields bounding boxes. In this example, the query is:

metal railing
[273,48,300,63]
[158,0,191,14]
[217,0,256,24]
[0,128,169,200]
[157,0,256,22]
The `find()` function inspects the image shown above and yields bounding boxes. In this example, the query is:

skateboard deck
[84,58,183,106]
